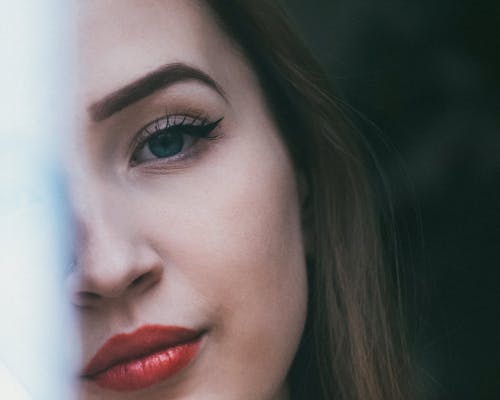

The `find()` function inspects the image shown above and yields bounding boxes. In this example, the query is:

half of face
[69,1,308,399]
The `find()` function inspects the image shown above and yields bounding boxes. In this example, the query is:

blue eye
[146,127,190,158]
[131,115,222,165]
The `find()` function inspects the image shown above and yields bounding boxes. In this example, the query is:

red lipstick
[82,325,203,391]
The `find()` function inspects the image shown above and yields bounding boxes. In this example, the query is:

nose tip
[78,261,162,298]
[67,217,164,307]
[69,256,163,307]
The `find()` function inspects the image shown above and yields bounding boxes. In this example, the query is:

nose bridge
[66,149,110,237]
[70,169,125,255]
[77,194,131,274]
[72,176,132,291]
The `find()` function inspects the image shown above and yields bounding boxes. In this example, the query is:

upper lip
[81,324,203,378]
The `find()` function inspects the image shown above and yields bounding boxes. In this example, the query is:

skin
[68,1,308,399]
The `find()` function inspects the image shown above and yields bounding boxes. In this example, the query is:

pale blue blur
[0,1,74,399]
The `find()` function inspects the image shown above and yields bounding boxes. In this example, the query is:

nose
[67,183,163,307]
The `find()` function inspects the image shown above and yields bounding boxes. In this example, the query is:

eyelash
[129,114,223,167]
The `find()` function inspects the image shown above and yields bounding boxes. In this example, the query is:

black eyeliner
[129,115,224,167]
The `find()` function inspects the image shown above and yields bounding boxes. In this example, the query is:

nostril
[129,274,147,288]
[79,291,100,300]
[68,261,163,304]
[127,267,162,294]
[127,269,160,292]
[72,291,101,308]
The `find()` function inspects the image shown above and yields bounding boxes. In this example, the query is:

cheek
[138,125,305,293]
[133,127,308,392]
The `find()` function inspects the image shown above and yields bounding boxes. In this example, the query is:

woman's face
[69,1,308,399]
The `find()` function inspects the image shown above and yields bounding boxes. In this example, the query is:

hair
[204,1,415,399]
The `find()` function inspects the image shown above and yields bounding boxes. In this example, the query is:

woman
[69,1,414,399]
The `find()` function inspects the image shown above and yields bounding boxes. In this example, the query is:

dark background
[284,1,500,399]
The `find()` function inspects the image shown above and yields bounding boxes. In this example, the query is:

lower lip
[87,337,202,391]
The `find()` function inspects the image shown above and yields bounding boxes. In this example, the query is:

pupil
[148,132,184,158]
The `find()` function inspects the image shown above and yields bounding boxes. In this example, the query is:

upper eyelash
[129,113,222,165]
[133,113,208,148]
[145,114,207,135]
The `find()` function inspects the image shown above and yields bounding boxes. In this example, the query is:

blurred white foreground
[0,1,74,399]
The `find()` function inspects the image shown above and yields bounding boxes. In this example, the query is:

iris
[147,130,184,158]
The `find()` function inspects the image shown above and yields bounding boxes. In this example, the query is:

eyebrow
[88,63,226,122]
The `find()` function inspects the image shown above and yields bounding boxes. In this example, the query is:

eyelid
[127,113,223,168]
[128,113,209,154]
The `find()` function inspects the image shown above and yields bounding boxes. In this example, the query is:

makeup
[130,114,223,165]
[82,325,204,391]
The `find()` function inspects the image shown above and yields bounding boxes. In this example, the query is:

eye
[131,115,223,165]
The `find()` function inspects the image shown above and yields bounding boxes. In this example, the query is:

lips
[81,325,204,391]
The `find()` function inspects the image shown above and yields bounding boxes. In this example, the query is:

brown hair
[205,1,414,399]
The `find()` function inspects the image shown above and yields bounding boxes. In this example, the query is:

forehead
[76,0,231,106]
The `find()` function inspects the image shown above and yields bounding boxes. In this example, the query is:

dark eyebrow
[88,63,226,122]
